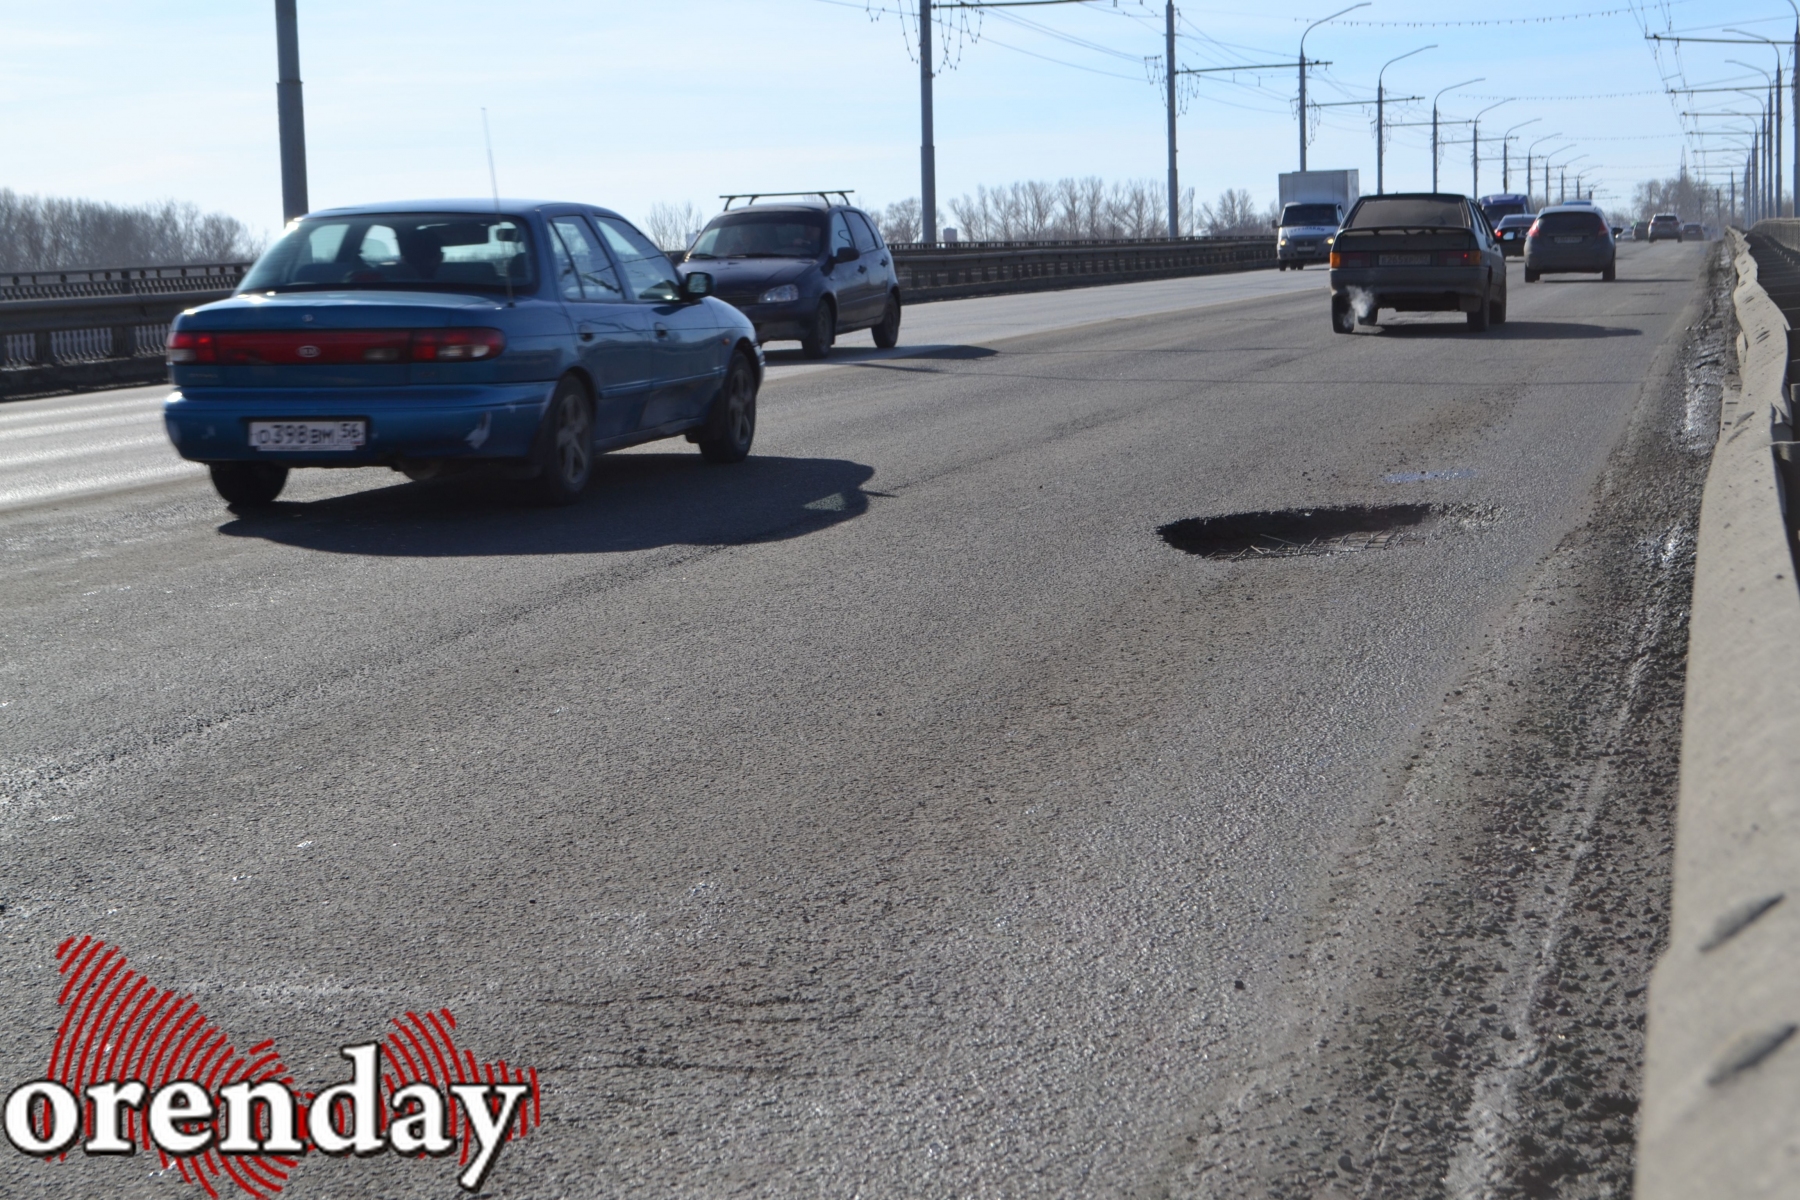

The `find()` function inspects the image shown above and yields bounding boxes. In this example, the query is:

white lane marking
[0,393,168,427]
[0,410,166,442]
[0,461,204,510]
[0,434,169,471]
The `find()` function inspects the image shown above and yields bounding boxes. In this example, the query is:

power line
[1295,0,1699,27]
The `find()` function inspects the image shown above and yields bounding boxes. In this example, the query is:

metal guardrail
[0,263,248,398]
[885,235,1276,300]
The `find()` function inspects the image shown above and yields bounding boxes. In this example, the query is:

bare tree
[877,177,1276,244]
[643,201,704,252]
[0,190,264,271]
[1200,189,1266,236]
[878,198,922,243]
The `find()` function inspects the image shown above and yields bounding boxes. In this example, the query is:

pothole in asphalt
[1158,504,1438,560]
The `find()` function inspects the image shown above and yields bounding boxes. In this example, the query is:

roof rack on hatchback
[720,190,855,210]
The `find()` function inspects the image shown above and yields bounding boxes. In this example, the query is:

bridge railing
[0,262,249,398]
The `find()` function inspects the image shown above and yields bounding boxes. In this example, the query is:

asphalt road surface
[1,241,1715,1199]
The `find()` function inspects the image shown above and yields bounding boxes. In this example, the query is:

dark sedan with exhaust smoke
[1327,193,1508,333]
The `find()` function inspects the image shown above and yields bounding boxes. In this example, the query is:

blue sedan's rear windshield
[240,215,536,294]
[688,213,825,260]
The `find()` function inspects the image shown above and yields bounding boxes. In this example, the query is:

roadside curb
[1638,231,1800,1197]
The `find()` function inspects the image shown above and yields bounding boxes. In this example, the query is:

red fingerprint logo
[37,936,541,1197]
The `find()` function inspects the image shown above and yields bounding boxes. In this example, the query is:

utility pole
[1166,3,1178,238]
[1469,102,1508,197]
[274,0,308,222]
[920,0,935,243]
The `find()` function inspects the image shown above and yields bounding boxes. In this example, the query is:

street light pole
[1470,100,1510,196]
[1526,133,1563,209]
[1501,118,1540,192]
[274,0,308,223]
[921,0,936,243]
[1377,45,1436,195]
[1432,78,1483,191]
[1299,3,1369,171]
[1727,33,1786,215]
[1166,4,1180,237]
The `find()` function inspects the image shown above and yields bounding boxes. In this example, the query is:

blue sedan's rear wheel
[698,352,757,464]
[528,376,594,505]
[209,462,287,508]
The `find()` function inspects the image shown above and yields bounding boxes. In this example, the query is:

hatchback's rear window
[687,213,826,260]
[241,215,535,294]
[1537,212,1606,234]
[1346,197,1470,229]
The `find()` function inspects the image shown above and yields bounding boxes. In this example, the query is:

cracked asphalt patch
[1166,252,1726,1199]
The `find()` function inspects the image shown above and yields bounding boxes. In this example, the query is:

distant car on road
[1632,221,1650,241]
[1683,222,1705,241]
[1327,192,1508,333]
[163,200,762,509]
[1524,205,1616,282]
[1274,201,1344,270]
[678,196,901,359]
[1494,213,1534,258]
[1648,214,1681,242]
[1479,193,1531,227]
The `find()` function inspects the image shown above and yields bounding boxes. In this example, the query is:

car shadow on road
[1376,320,1640,339]
[216,453,877,557]
[763,343,999,366]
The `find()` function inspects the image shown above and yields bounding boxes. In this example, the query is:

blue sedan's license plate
[1554,236,1584,244]
[248,420,367,451]
[1379,253,1431,266]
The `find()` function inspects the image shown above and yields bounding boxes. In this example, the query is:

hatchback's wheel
[697,352,757,464]
[872,294,902,349]
[1524,266,1540,283]
[800,301,835,359]
[1602,263,1616,282]
[1492,292,1507,325]
[1467,288,1493,331]
[527,376,594,505]
[1331,295,1355,335]
[209,462,288,508]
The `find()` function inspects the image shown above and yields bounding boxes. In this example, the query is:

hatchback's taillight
[1525,221,1543,239]
[410,328,506,361]
[1438,250,1482,267]
[1330,251,1370,268]
[165,330,216,363]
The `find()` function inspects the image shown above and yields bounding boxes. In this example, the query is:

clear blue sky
[0,0,1785,238]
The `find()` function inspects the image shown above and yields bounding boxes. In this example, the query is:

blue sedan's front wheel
[527,376,594,506]
[697,352,757,464]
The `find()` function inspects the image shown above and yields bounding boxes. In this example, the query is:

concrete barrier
[1637,230,1800,1196]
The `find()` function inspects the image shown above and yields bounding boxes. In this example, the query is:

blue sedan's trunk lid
[176,290,502,388]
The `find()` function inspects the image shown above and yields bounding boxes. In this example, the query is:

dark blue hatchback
[677,199,901,359]
[163,199,762,507]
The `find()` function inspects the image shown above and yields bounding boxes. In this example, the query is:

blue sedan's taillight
[166,328,506,365]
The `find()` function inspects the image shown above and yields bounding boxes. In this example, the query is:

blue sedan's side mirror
[681,272,713,301]
[833,245,859,265]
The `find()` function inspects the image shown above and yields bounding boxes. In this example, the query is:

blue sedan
[162,199,762,507]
